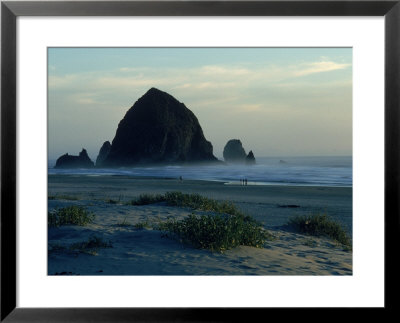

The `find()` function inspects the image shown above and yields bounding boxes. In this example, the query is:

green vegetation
[128,193,165,206]
[49,236,112,256]
[132,191,274,252]
[163,191,241,216]
[130,191,251,219]
[288,214,352,249]
[69,235,112,255]
[48,206,95,227]
[158,213,270,252]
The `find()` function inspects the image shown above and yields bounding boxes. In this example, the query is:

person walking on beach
[245,178,248,186]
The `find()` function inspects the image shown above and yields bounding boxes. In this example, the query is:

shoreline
[49,173,352,188]
[48,174,352,275]
[49,174,352,233]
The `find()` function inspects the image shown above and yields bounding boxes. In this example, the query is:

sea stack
[223,139,247,163]
[245,151,256,165]
[55,148,95,169]
[96,141,112,167]
[102,88,219,166]
[223,139,256,165]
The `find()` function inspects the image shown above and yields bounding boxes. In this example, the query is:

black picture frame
[1,1,399,321]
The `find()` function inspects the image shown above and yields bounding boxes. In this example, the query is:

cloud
[292,61,351,77]
[48,58,350,95]
[48,58,352,121]
[238,104,263,112]
[48,74,80,89]
[199,65,251,77]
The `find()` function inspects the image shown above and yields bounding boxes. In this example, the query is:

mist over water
[49,156,352,187]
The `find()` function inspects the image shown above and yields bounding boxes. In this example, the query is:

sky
[48,48,352,161]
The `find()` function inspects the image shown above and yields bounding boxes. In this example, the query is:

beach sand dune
[48,175,352,275]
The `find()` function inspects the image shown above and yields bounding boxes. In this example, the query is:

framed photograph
[1,0,399,321]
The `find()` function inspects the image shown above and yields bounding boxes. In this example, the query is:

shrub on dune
[69,235,112,255]
[48,206,95,227]
[129,193,165,205]
[288,213,352,249]
[132,191,244,217]
[158,213,269,252]
[164,191,239,215]
[130,191,272,251]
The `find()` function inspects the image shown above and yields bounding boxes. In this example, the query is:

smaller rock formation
[96,141,112,167]
[223,139,247,163]
[245,150,256,165]
[55,149,94,169]
[223,139,256,165]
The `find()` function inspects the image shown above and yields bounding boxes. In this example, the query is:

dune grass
[131,191,249,217]
[48,206,95,227]
[69,235,112,255]
[128,193,166,206]
[288,213,352,249]
[163,191,241,215]
[133,191,273,252]
[49,235,112,256]
[158,212,270,252]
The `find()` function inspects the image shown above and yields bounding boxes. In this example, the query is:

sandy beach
[48,174,352,275]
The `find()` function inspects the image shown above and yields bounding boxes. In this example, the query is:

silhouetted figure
[179,176,183,182]
[245,178,248,186]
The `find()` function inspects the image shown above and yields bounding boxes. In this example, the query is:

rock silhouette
[55,149,94,169]
[223,139,256,165]
[102,88,219,166]
[245,150,256,165]
[96,141,111,167]
[223,139,247,163]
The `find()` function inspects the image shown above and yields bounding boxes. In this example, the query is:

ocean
[48,156,352,188]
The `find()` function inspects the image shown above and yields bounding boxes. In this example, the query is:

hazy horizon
[48,154,353,164]
[48,48,352,161]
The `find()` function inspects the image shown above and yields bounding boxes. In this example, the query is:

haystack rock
[96,141,111,167]
[55,148,94,169]
[223,139,247,163]
[102,88,219,166]
[245,150,256,165]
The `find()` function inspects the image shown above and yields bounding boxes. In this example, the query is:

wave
[48,156,352,187]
